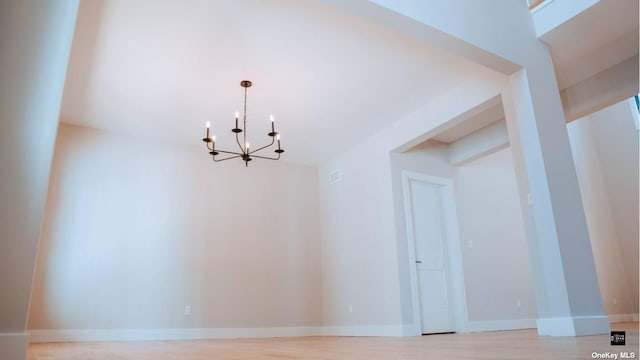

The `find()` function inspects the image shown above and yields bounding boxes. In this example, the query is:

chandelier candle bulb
[205,121,210,138]
[270,114,275,133]
[277,134,281,150]
[245,142,250,153]
[235,111,239,129]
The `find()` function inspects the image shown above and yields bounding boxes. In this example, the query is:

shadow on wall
[28,124,323,333]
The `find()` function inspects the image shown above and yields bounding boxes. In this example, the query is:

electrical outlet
[348,304,353,313]
[613,297,617,305]
[184,305,192,316]
[468,240,473,249]
[516,298,521,308]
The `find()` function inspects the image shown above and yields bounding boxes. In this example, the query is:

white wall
[454,148,536,324]
[28,124,322,337]
[568,99,639,318]
[319,133,402,333]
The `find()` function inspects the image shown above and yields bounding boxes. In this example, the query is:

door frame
[402,171,469,335]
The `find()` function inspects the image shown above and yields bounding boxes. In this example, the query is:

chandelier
[202,80,284,167]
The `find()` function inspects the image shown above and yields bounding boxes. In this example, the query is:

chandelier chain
[243,85,247,153]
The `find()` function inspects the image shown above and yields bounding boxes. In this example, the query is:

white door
[408,179,455,334]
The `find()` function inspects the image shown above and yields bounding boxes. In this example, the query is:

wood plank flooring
[28,322,638,360]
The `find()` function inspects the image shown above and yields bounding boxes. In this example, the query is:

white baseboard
[29,314,634,343]
[0,332,29,360]
[609,313,639,323]
[537,315,610,336]
[464,314,636,335]
[29,325,407,343]
[466,318,536,333]
[29,327,323,343]
[321,325,404,337]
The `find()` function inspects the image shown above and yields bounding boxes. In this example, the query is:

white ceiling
[61,0,486,165]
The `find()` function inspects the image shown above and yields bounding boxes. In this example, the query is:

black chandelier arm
[212,154,242,162]
[249,153,281,161]
[214,149,244,156]
[248,137,275,154]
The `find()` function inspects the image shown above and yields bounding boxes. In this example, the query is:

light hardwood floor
[28,322,638,360]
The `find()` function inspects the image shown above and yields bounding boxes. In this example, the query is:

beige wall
[28,124,322,332]
[28,103,637,337]
[318,136,402,330]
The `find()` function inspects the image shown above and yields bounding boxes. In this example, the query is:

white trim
[27,315,634,344]
[321,325,404,337]
[401,171,469,336]
[609,313,640,323]
[467,318,536,333]
[537,315,609,336]
[29,327,324,343]
[537,317,575,336]
[28,326,410,343]
[402,171,422,336]
[0,332,29,360]
[573,315,610,335]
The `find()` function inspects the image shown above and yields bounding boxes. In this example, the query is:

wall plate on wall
[329,169,342,184]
